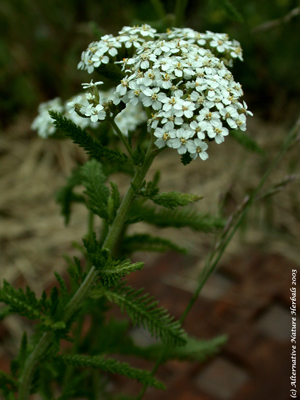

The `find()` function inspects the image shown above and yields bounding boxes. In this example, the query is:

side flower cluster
[77,24,252,161]
[31,88,147,139]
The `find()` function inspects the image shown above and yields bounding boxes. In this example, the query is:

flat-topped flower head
[34,24,251,161]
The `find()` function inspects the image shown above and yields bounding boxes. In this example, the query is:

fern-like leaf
[81,159,110,220]
[121,233,187,255]
[152,191,203,209]
[127,204,225,232]
[83,233,144,286]
[49,111,128,165]
[97,284,187,347]
[107,181,121,222]
[0,280,43,321]
[55,354,165,389]
[0,370,18,392]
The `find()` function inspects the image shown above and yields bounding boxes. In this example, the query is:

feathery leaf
[80,159,110,220]
[83,233,144,286]
[127,204,225,232]
[55,354,165,389]
[49,111,128,165]
[152,191,203,209]
[97,284,187,346]
[121,234,187,255]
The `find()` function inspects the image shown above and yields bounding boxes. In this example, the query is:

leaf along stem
[18,138,157,400]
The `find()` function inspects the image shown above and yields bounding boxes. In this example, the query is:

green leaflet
[0,370,18,392]
[127,203,225,232]
[152,191,203,209]
[122,334,227,364]
[107,181,121,222]
[0,280,68,330]
[83,233,144,286]
[80,159,110,221]
[0,280,43,321]
[181,152,193,165]
[49,111,128,165]
[55,354,165,389]
[96,283,187,347]
[139,180,203,210]
[121,233,187,255]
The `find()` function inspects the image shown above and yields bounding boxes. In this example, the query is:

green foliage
[0,277,71,331]
[93,283,187,347]
[151,191,203,209]
[107,181,121,222]
[153,334,227,362]
[127,203,225,232]
[95,63,126,84]
[49,111,128,165]
[83,233,144,286]
[181,152,193,165]
[121,233,187,255]
[80,159,110,221]
[139,179,203,210]
[139,180,160,198]
[0,280,44,321]
[0,306,10,321]
[230,129,265,155]
[54,354,165,389]
[209,0,244,22]
[132,145,146,166]
[55,166,85,225]
[0,370,18,394]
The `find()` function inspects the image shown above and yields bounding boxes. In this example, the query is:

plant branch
[18,138,157,400]
[108,117,135,160]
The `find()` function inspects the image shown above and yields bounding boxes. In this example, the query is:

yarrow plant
[1,22,259,400]
[33,25,252,162]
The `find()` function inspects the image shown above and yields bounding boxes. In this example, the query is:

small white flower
[186,138,208,160]
[85,104,106,122]
[153,127,174,148]
[142,87,166,110]
[81,80,104,89]
[169,128,194,154]
[173,99,196,118]
[67,96,83,112]
[238,101,253,116]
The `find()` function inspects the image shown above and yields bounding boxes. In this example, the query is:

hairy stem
[108,118,135,160]
[18,140,157,400]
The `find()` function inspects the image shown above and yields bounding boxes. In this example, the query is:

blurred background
[1,0,300,399]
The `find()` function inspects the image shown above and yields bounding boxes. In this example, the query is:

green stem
[150,0,166,19]
[18,140,157,400]
[108,118,135,160]
[174,0,189,27]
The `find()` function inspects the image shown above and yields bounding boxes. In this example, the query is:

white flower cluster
[31,88,147,139]
[78,24,252,161]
